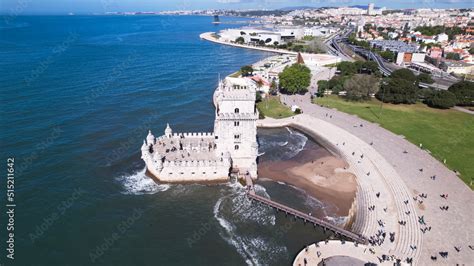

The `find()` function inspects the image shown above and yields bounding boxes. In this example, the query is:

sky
[0,0,472,15]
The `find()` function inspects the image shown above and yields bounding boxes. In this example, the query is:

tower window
[234,145,239,150]
[234,108,239,113]
[234,121,240,126]
[234,135,240,139]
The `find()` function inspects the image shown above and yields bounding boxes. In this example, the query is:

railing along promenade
[244,175,367,244]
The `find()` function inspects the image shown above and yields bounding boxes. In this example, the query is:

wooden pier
[244,174,366,244]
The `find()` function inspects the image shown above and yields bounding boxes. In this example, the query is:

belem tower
[141,77,259,183]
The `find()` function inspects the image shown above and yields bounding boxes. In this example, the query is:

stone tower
[213,77,258,177]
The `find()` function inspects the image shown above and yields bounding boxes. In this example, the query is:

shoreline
[258,135,357,218]
[200,32,298,55]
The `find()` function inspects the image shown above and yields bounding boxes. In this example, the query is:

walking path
[272,93,473,265]
[293,241,392,266]
[454,106,474,115]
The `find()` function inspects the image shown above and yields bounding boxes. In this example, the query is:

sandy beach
[258,141,357,218]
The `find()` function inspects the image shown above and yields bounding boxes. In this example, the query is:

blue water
[0,16,330,265]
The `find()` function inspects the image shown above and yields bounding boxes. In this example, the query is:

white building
[141,77,258,183]
[436,33,449,43]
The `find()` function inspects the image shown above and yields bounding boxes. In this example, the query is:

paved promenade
[200,32,297,55]
[293,241,389,265]
[272,94,473,265]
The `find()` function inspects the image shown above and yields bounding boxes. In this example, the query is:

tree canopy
[448,81,474,106]
[424,90,457,109]
[343,74,380,101]
[337,61,357,76]
[417,73,434,84]
[390,69,417,82]
[376,78,417,104]
[235,37,245,44]
[240,65,253,77]
[278,63,311,94]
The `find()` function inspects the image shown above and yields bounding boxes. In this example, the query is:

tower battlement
[141,76,258,183]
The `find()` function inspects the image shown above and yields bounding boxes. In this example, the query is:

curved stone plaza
[258,109,473,265]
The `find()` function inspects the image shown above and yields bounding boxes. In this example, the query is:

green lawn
[229,70,241,78]
[257,96,294,119]
[314,96,474,188]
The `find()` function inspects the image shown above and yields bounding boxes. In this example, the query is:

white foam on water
[213,183,286,265]
[277,181,286,185]
[325,215,349,227]
[278,141,289,146]
[285,127,293,134]
[117,168,170,195]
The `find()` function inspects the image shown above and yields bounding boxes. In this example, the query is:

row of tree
[376,69,473,109]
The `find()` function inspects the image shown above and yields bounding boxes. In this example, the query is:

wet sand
[258,142,357,217]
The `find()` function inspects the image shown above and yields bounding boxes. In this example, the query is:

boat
[212,15,221,25]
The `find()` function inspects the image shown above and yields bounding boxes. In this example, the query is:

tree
[337,61,357,76]
[235,37,245,44]
[448,81,474,106]
[424,90,457,109]
[269,80,278,95]
[376,78,417,104]
[343,74,380,101]
[469,47,474,55]
[379,51,395,61]
[278,63,311,94]
[273,41,279,46]
[390,69,417,82]
[240,65,253,77]
[327,75,350,94]
[317,80,328,96]
[255,91,263,103]
[363,61,380,75]
[417,73,434,84]
[258,40,265,46]
[446,53,461,61]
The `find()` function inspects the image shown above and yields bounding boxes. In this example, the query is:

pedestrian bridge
[243,174,367,244]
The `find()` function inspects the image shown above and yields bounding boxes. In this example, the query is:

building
[441,61,474,76]
[141,77,258,182]
[396,52,426,65]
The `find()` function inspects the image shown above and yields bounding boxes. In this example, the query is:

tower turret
[165,123,172,138]
[146,130,155,145]
[141,140,150,160]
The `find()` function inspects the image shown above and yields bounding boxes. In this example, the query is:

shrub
[376,78,417,104]
[448,81,474,106]
[235,37,245,44]
[425,90,457,109]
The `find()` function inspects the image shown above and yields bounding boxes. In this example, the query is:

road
[327,28,458,90]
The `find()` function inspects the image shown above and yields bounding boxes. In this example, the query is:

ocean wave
[278,141,288,147]
[116,168,170,195]
[213,183,284,265]
[325,215,348,227]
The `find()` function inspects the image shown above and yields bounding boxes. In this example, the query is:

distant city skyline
[0,0,472,15]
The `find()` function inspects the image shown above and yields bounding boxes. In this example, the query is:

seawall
[200,32,297,55]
